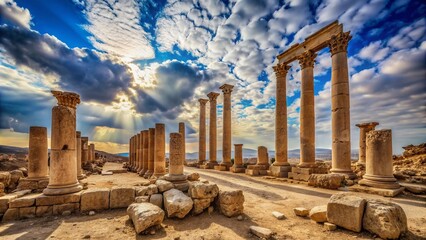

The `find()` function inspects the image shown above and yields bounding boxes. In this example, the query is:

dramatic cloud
[0,25,133,104]
[0,0,31,29]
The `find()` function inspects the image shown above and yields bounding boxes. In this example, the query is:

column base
[17,178,49,192]
[349,185,404,197]
[230,165,246,173]
[330,168,356,179]
[79,178,88,190]
[269,165,292,178]
[143,170,153,178]
[359,174,400,189]
[138,169,147,177]
[246,165,269,176]
[77,174,86,180]
[43,182,83,196]
[215,162,232,171]
[152,172,166,178]
[164,174,189,192]
[200,161,218,169]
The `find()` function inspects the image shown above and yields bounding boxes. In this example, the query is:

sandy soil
[0,163,425,240]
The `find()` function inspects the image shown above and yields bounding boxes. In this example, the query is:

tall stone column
[329,31,355,179]
[132,135,137,171]
[137,131,144,173]
[219,84,234,170]
[165,133,188,191]
[270,63,292,177]
[356,122,379,165]
[198,99,208,165]
[359,129,400,189]
[44,91,82,195]
[134,133,140,172]
[203,92,220,169]
[81,137,89,166]
[90,144,95,161]
[76,131,84,180]
[179,122,186,164]
[298,51,317,168]
[27,126,49,180]
[153,123,166,177]
[144,128,155,178]
[246,146,269,176]
[139,130,149,176]
[230,144,245,173]
[129,136,133,170]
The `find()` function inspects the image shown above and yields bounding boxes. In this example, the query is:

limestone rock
[193,198,214,215]
[149,194,163,208]
[362,199,407,239]
[36,192,81,206]
[0,194,18,213]
[110,186,135,209]
[127,203,165,234]
[217,190,244,217]
[135,184,158,196]
[9,194,38,208]
[36,205,52,217]
[324,222,337,231]
[308,174,345,189]
[19,206,36,219]
[80,188,110,212]
[52,203,79,215]
[2,208,19,222]
[155,180,174,193]
[186,173,200,181]
[249,226,274,239]
[188,181,219,199]
[0,172,11,188]
[163,189,193,218]
[327,193,366,232]
[293,207,309,217]
[309,205,327,222]
[272,211,285,220]
[135,196,150,203]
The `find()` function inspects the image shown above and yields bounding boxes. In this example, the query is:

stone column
[359,130,400,189]
[132,135,137,171]
[204,92,220,169]
[198,99,208,165]
[164,133,188,191]
[134,133,140,172]
[129,136,133,170]
[219,84,234,170]
[179,122,186,164]
[153,123,166,177]
[137,131,144,173]
[246,146,269,176]
[44,91,82,195]
[257,146,269,166]
[76,131,84,180]
[27,126,49,180]
[230,144,245,173]
[356,122,379,165]
[144,128,155,178]
[90,144,95,161]
[329,31,355,179]
[139,130,149,176]
[270,63,292,177]
[81,137,89,166]
[298,50,317,168]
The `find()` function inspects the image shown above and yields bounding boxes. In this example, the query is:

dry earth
[0,163,425,240]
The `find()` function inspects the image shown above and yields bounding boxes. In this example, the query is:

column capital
[207,92,220,101]
[51,90,80,109]
[219,84,234,95]
[273,63,291,78]
[198,98,209,105]
[298,50,317,69]
[356,122,379,129]
[329,31,352,56]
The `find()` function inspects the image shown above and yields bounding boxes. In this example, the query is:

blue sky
[0,0,425,154]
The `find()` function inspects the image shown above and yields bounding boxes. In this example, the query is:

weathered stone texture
[127,203,165,234]
[217,190,244,217]
[327,193,366,232]
[110,186,135,209]
[163,189,193,218]
[80,188,110,212]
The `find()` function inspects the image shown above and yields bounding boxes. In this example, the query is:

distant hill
[0,145,28,154]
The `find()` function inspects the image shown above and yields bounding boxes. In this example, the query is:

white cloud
[0,0,31,29]
[359,41,390,62]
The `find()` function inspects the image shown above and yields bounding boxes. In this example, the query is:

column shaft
[179,122,186,164]
[208,92,220,165]
[144,128,155,178]
[169,133,184,175]
[220,84,234,168]
[140,130,148,175]
[198,99,208,164]
[153,124,166,177]
[137,131,144,173]
[28,126,48,180]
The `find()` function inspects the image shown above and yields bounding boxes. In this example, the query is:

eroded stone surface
[309,205,327,222]
[149,194,163,209]
[110,186,135,209]
[80,188,110,212]
[188,181,219,199]
[327,193,366,232]
[193,198,214,215]
[155,180,173,193]
[294,207,309,217]
[127,203,165,234]
[249,226,274,239]
[217,190,244,217]
[163,189,193,218]
[308,174,345,189]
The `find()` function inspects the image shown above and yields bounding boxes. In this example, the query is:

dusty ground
[0,163,425,240]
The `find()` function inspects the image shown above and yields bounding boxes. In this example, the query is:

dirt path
[0,164,425,240]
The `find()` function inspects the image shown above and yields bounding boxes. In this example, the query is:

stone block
[258,170,268,175]
[110,186,135,209]
[135,184,158,196]
[173,182,189,192]
[19,206,36,219]
[294,207,309,217]
[188,181,219,199]
[0,195,18,213]
[37,180,49,189]
[16,179,38,191]
[308,174,345,189]
[272,211,285,220]
[149,194,163,208]
[186,173,200,181]
[36,206,53,217]
[53,203,79,215]
[229,166,246,173]
[245,169,259,176]
[217,190,244,217]
[288,172,296,179]
[327,193,366,232]
[155,180,173,193]
[249,226,274,239]
[324,222,337,231]
[193,198,214,215]
[135,196,149,203]
[348,185,404,197]
[9,194,39,208]
[269,165,291,178]
[127,203,165,234]
[2,208,19,222]
[309,205,327,222]
[80,188,110,212]
[36,192,81,206]
[163,189,193,218]
[214,165,227,171]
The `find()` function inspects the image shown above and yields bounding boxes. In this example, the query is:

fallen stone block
[163,189,193,218]
[217,190,244,217]
[327,193,366,232]
[249,226,274,239]
[186,172,200,181]
[272,211,285,220]
[80,188,110,212]
[324,222,337,231]
[188,181,219,199]
[135,185,158,196]
[110,186,135,209]
[308,174,345,189]
[309,205,327,222]
[155,180,174,193]
[294,207,309,217]
[127,203,164,234]
[135,196,149,203]
[362,199,407,239]
[149,194,163,209]
[193,198,214,215]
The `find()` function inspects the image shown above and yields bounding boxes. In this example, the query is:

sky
[0,0,425,155]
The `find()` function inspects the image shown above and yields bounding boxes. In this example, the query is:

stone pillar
[230,144,245,173]
[359,130,400,189]
[179,122,186,164]
[137,131,144,173]
[298,50,317,168]
[44,91,82,195]
[246,146,269,176]
[144,128,155,178]
[139,130,149,176]
[270,63,292,177]
[134,133,140,172]
[90,144,95,161]
[153,123,166,177]
[257,146,269,166]
[129,136,133,170]
[76,131,84,180]
[329,31,355,179]
[198,99,208,165]
[219,84,234,170]
[356,122,379,165]
[132,135,137,171]
[81,137,89,166]
[164,133,188,191]
[27,126,49,180]
[203,92,220,169]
